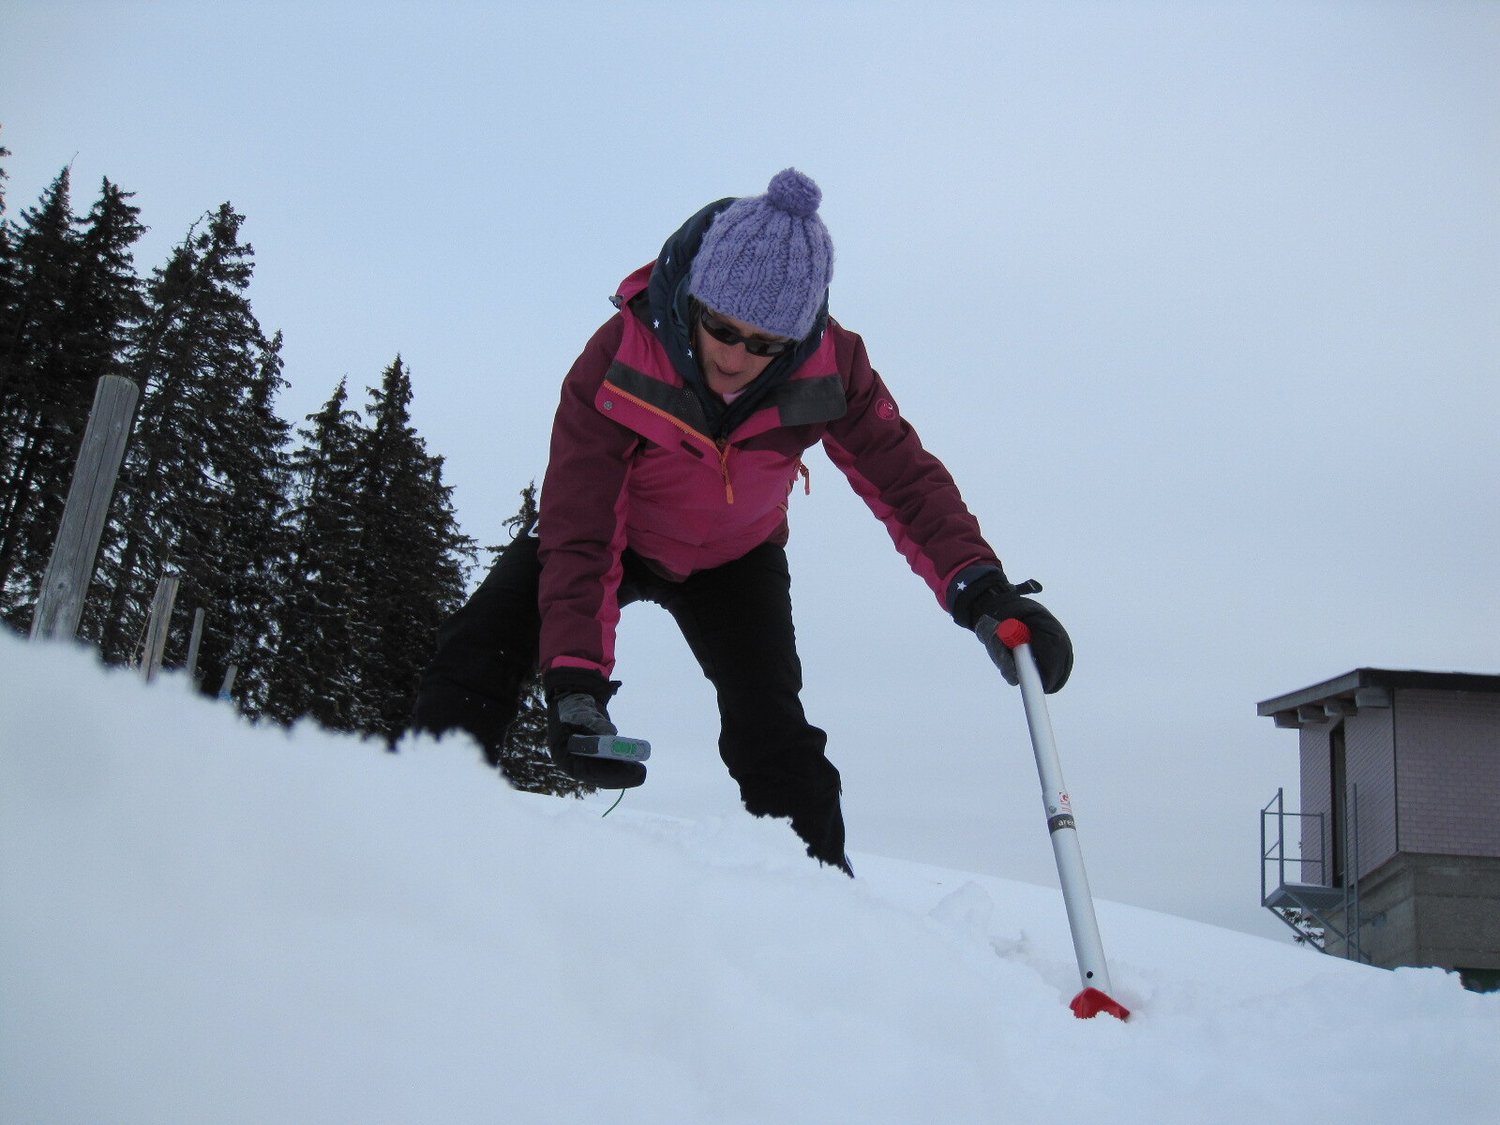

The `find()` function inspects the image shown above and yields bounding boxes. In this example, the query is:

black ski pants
[412,536,847,869]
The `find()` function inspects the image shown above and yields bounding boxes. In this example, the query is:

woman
[414,169,1072,872]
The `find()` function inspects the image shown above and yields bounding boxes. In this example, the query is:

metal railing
[1261,787,1366,962]
[1261,788,1329,897]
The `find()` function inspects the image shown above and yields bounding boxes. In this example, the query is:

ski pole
[991,614,1130,1021]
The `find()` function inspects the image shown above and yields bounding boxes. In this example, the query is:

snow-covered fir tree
[262,377,367,730]
[187,330,293,711]
[345,356,474,744]
[0,171,145,625]
[485,483,590,797]
[84,202,277,666]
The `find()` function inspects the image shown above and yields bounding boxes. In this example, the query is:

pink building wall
[1396,690,1500,856]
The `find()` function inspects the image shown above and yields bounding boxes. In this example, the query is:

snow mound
[3,633,1496,1123]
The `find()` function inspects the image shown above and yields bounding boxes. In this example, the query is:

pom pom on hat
[689,168,834,341]
[766,167,822,218]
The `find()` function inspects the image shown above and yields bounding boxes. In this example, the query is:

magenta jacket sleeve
[537,315,636,677]
[820,325,1000,605]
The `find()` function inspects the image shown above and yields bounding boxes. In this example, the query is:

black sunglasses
[696,304,795,358]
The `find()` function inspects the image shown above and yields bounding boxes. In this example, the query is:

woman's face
[694,307,792,398]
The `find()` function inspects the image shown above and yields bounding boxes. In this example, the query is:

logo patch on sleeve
[877,399,898,421]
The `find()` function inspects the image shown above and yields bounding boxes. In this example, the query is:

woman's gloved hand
[949,567,1073,694]
[542,669,646,788]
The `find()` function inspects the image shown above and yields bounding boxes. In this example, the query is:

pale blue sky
[4,1,1497,939]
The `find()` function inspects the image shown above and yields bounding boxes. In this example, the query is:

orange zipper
[717,441,734,504]
[603,382,711,445]
[604,381,735,504]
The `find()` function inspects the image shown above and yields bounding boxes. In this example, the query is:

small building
[1257,668,1500,991]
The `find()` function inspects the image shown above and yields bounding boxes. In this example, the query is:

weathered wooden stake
[141,572,180,682]
[185,606,206,680]
[30,375,140,641]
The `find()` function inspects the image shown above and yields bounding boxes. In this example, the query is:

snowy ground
[3,632,1497,1124]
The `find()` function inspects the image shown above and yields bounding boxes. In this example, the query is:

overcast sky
[3,1,1496,939]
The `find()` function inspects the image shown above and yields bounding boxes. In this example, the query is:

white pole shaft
[1012,641,1115,996]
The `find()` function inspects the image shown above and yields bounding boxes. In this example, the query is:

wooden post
[141,572,180,682]
[30,375,140,641]
[185,606,206,680]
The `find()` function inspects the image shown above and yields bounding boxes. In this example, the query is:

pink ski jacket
[538,262,1000,678]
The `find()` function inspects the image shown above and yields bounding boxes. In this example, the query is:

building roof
[1257,668,1500,730]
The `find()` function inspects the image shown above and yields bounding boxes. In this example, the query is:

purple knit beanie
[688,168,834,341]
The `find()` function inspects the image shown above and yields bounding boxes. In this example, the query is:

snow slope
[3,633,1497,1124]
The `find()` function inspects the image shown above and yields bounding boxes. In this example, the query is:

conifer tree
[0,140,13,610]
[0,129,12,307]
[85,203,268,666]
[0,179,146,630]
[262,377,367,729]
[344,356,474,743]
[0,168,73,425]
[186,330,293,711]
[0,170,80,612]
[486,482,589,797]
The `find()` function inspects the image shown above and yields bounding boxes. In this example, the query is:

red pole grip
[997,618,1031,649]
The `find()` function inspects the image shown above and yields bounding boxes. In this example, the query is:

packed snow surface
[3,633,1497,1124]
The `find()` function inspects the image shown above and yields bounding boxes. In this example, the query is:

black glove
[949,567,1073,693]
[541,668,646,788]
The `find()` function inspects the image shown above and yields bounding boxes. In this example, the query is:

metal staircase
[1261,787,1368,962]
